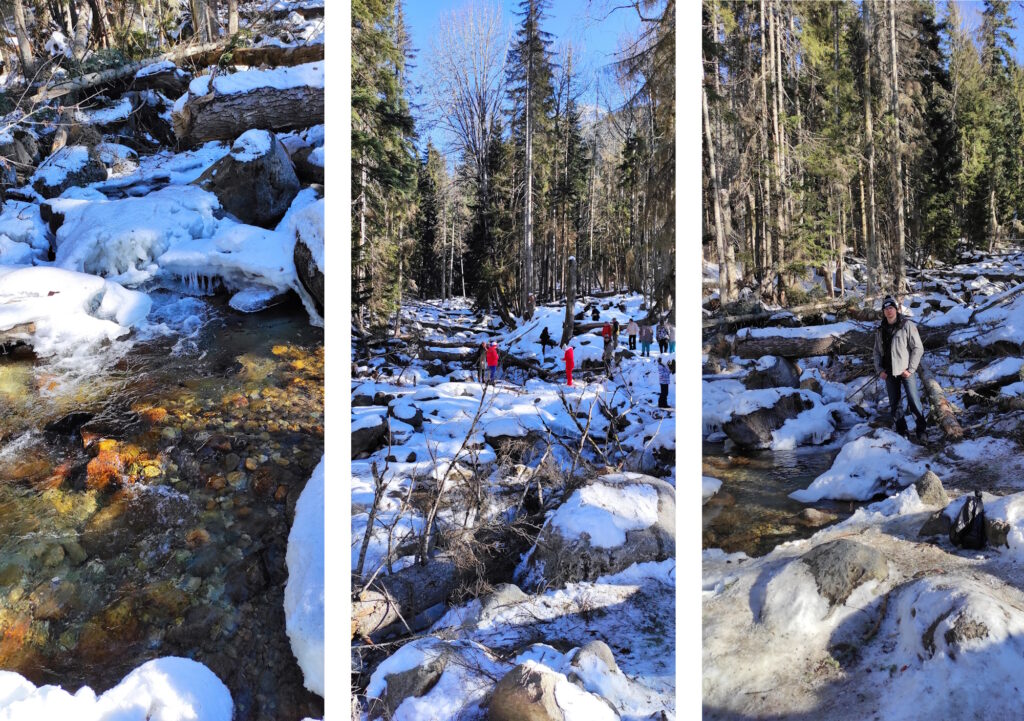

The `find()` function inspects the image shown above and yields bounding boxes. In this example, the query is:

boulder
[744,356,802,390]
[919,510,951,538]
[793,508,838,528]
[294,231,323,317]
[914,470,949,507]
[291,144,324,184]
[31,146,107,199]
[801,539,889,606]
[518,473,674,590]
[488,664,564,721]
[722,391,813,448]
[388,401,424,431]
[352,414,388,458]
[372,644,456,719]
[194,129,300,227]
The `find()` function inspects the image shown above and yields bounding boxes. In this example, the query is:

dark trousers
[659,383,669,408]
[478,366,485,383]
[885,373,925,428]
[658,339,667,353]
[628,335,636,350]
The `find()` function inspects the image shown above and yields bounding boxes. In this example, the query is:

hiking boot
[916,417,928,441]
[894,417,909,438]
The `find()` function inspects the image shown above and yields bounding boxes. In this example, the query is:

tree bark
[561,255,576,346]
[172,84,325,147]
[863,1,880,293]
[918,363,963,440]
[352,555,460,639]
[228,0,238,34]
[888,0,906,294]
[12,0,37,81]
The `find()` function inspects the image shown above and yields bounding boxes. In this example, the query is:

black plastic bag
[949,491,986,550]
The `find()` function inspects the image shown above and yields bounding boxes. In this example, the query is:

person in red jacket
[601,321,612,343]
[486,341,499,383]
[562,343,574,386]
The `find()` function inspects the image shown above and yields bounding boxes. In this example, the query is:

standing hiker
[656,322,669,354]
[475,342,488,384]
[603,337,614,375]
[658,356,672,408]
[873,295,928,440]
[612,318,620,345]
[591,306,600,321]
[562,343,574,386]
[666,320,675,353]
[539,327,553,361]
[601,320,612,345]
[626,318,639,350]
[486,341,500,384]
[640,323,653,357]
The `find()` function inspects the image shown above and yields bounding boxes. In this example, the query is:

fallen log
[186,42,324,70]
[502,353,551,381]
[172,63,324,146]
[703,293,886,331]
[734,322,959,360]
[918,363,963,440]
[969,280,1024,323]
[351,554,460,640]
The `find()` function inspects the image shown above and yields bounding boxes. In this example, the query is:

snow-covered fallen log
[172,62,325,147]
[735,321,957,360]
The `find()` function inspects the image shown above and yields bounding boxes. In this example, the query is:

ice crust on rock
[285,457,325,697]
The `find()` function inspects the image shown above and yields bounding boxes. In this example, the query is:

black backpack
[949,491,986,550]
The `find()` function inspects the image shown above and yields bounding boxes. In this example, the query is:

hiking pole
[844,371,879,403]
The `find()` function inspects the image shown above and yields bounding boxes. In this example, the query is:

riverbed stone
[794,508,838,528]
[801,539,889,606]
[62,541,88,566]
[914,471,949,507]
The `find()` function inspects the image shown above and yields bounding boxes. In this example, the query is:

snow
[285,457,324,697]
[230,129,273,161]
[737,320,860,340]
[770,400,839,450]
[703,476,722,501]
[76,98,134,126]
[790,428,931,502]
[135,60,181,78]
[184,62,324,100]
[0,657,232,720]
[33,146,90,188]
[549,482,659,548]
[0,266,151,358]
[294,199,324,271]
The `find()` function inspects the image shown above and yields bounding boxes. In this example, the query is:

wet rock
[42,544,65,567]
[801,539,888,606]
[225,556,268,603]
[793,508,838,528]
[914,471,949,507]
[43,411,95,439]
[187,545,222,578]
[0,564,23,587]
[86,449,124,490]
[30,579,78,621]
[140,580,190,618]
[744,357,801,390]
[166,603,223,647]
[223,453,241,472]
[194,132,300,227]
[722,391,813,449]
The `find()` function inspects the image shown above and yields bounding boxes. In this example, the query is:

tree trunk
[863,1,880,293]
[522,56,534,314]
[561,255,576,347]
[228,0,238,34]
[703,80,732,304]
[72,0,91,62]
[888,0,906,294]
[12,0,36,81]
[87,0,111,48]
[918,363,963,440]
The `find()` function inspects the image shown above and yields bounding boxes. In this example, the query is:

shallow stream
[702,441,856,557]
[0,291,323,721]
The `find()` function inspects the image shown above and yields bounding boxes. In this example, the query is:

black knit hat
[882,296,898,310]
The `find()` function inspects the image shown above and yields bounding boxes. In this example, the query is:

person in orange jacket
[562,343,574,386]
[486,341,499,383]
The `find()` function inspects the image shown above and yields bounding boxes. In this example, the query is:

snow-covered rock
[517,472,674,590]
[285,457,324,697]
[32,146,107,199]
[292,198,324,320]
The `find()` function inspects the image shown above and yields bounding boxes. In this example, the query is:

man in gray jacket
[873,295,928,440]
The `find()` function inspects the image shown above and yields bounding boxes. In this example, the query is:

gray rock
[352,415,388,458]
[744,356,802,390]
[919,511,951,537]
[480,583,529,620]
[291,144,324,184]
[571,640,619,674]
[352,394,374,407]
[520,473,674,591]
[488,663,563,721]
[194,132,300,227]
[914,471,949,507]
[799,377,823,395]
[722,391,813,449]
[369,643,456,719]
[801,539,888,606]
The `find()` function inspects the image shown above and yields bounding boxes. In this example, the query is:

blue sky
[401,0,645,155]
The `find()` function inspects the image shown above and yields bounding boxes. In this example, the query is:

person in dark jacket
[656,323,669,354]
[612,318,620,344]
[658,356,672,408]
[539,327,553,360]
[873,295,927,440]
[640,324,654,357]
[486,341,499,384]
[476,342,487,384]
[591,306,600,321]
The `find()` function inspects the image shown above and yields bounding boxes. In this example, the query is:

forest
[703,0,1024,306]
[351,0,675,332]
